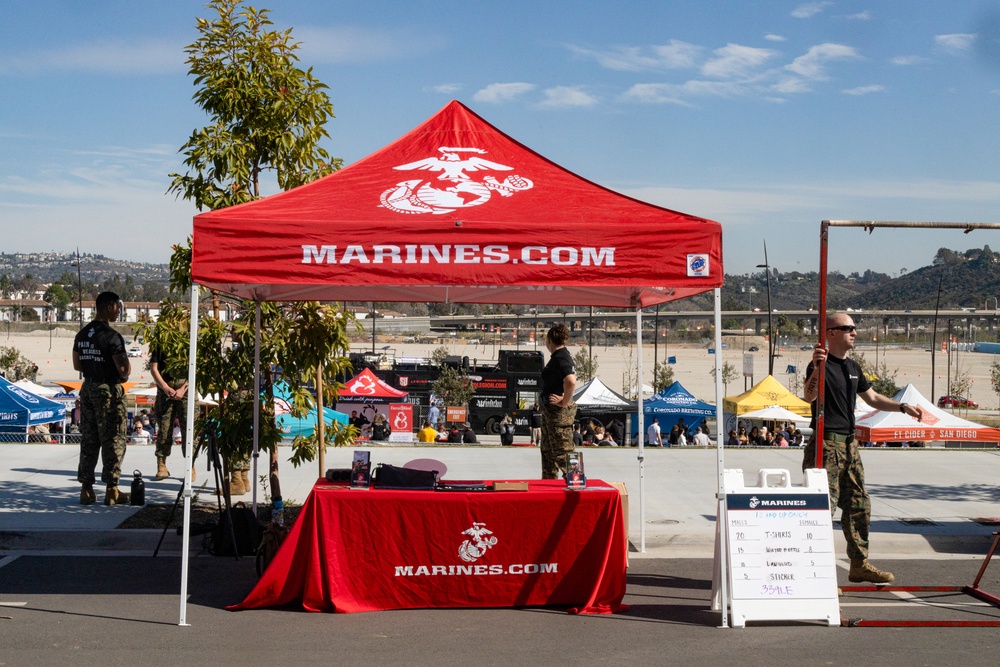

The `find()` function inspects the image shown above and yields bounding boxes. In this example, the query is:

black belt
[824,432,854,443]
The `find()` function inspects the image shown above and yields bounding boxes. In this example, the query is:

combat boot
[849,559,894,584]
[104,485,130,506]
[80,482,97,505]
[155,456,170,480]
[239,470,251,494]
[229,471,246,496]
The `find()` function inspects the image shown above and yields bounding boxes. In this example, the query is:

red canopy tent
[178,100,725,624]
[337,368,409,404]
[192,100,721,307]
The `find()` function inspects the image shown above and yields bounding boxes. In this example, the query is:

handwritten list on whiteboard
[726,493,838,600]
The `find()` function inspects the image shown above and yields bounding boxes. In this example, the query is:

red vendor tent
[337,368,409,404]
[178,100,726,624]
[191,100,722,307]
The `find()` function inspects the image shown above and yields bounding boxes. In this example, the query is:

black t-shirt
[530,410,542,428]
[541,347,575,402]
[73,320,125,383]
[150,348,175,383]
[808,355,870,435]
[462,428,478,444]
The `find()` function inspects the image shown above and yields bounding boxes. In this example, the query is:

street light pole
[756,241,774,376]
[75,247,83,329]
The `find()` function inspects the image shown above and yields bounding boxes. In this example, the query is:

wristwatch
[899,402,908,413]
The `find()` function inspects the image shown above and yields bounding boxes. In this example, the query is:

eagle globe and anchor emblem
[380,147,534,215]
[458,522,498,563]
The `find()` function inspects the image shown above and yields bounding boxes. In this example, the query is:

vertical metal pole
[252,303,261,515]
[815,223,829,469]
[317,362,325,476]
[179,283,200,627]
[589,306,593,368]
[712,288,728,628]
[635,307,645,553]
[653,305,659,387]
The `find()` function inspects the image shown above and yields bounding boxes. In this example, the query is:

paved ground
[4,442,1000,664]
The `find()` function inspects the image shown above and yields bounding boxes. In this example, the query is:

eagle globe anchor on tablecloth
[458,522,498,563]
[380,147,534,215]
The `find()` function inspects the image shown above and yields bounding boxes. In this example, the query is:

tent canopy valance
[0,376,67,427]
[855,384,1000,443]
[640,381,715,434]
[191,101,722,308]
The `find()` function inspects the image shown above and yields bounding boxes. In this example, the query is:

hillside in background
[3,246,997,313]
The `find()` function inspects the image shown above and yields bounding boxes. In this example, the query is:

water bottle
[130,469,145,506]
[271,496,284,527]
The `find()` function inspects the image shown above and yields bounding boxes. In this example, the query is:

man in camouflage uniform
[150,345,187,480]
[803,312,924,584]
[73,292,131,506]
[539,324,577,479]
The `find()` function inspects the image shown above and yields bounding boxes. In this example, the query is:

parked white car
[127,347,142,357]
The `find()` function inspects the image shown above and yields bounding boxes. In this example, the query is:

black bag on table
[372,463,438,490]
[207,501,262,557]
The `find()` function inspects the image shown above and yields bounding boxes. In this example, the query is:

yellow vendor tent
[723,375,811,417]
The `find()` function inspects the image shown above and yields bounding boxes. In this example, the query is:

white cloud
[791,2,832,19]
[620,84,695,106]
[431,83,462,94]
[842,84,885,96]
[847,11,872,21]
[786,43,861,79]
[566,40,700,71]
[771,77,812,94]
[297,26,445,63]
[701,44,778,78]
[0,39,183,76]
[765,34,787,42]
[891,55,928,66]
[472,82,537,103]
[934,33,977,54]
[538,86,597,108]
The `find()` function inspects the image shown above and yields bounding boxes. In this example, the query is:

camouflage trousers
[77,381,127,487]
[540,402,577,480]
[803,436,870,562]
[154,380,187,459]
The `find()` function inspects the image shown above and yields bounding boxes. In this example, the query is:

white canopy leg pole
[252,303,261,515]
[713,287,729,628]
[635,308,645,553]
[179,283,200,627]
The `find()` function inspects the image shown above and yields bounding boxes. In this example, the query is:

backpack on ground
[207,502,262,557]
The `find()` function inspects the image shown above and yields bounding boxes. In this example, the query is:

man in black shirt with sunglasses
[804,312,924,585]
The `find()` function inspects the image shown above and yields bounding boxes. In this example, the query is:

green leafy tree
[148,1,349,495]
[710,361,740,394]
[168,0,342,210]
[431,351,474,408]
[653,361,675,393]
[136,249,360,485]
[572,348,598,384]
[43,284,72,321]
[0,346,37,381]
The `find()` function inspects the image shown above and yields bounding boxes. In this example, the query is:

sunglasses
[827,325,857,332]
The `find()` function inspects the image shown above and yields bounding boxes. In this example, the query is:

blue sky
[2,0,1000,277]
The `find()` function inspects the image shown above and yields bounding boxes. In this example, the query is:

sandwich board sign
[711,468,840,627]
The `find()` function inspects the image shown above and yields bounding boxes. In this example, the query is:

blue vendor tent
[0,376,67,441]
[639,381,716,436]
[272,381,349,439]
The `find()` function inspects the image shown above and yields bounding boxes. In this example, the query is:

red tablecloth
[230,479,627,614]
